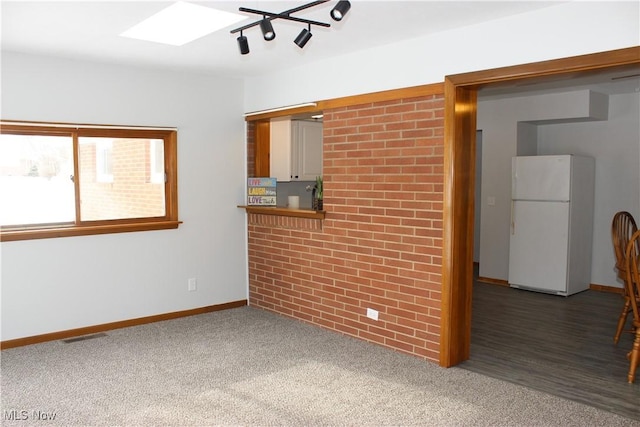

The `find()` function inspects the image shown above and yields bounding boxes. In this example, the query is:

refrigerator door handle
[511,200,515,235]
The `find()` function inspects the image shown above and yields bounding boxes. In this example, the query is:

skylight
[120,2,246,46]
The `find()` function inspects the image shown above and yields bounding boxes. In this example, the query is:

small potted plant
[314,176,323,211]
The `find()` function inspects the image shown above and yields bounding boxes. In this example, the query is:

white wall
[2,1,638,341]
[243,1,639,112]
[0,52,248,341]
[477,90,640,288]
[538,92,640,287]
[241,0,639,289]
[477,90,609,281]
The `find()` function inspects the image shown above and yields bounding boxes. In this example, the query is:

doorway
[440,46,640,367]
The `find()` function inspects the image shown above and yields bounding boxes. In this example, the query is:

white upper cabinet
[269,118,292,182]
[292,120,323,181]
[270,118,323,182]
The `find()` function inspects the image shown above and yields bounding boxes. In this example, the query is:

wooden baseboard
[589,284,624,294]
[477,276,509,287]
[0,300,247,350]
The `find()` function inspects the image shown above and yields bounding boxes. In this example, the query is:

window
[0,122,180,241]
[94,139,114,183]
[149,139,165,184]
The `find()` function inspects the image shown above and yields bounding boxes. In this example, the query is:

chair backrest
[612,211,638,280]
[625,229,640,321]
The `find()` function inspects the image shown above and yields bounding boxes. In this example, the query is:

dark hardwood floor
[460,277,640,421]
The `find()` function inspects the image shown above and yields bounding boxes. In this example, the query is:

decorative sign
[247,177,277,206]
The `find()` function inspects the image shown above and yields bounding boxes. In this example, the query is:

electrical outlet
[188,278,197,292]
[366,308,379,321]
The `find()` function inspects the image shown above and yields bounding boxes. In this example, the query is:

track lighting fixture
[330,0,351,21]
[259,17,275,41]
[237,31,250,55]
[294,24,313,48]
[230,1,351,55]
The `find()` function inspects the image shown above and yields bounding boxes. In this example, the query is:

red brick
[247,92,445,361]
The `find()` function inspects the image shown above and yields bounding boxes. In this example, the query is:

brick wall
[247,94,445,361]
[247,121,256,178]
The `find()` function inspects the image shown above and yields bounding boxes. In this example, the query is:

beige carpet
[1,306,637,426]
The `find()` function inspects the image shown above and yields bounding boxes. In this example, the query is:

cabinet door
[269,118,292,182]
[294,121,323,181]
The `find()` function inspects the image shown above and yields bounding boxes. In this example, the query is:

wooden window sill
[238,205,325,220]
[1,221,182,242]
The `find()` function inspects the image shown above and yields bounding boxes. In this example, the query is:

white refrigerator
[508,155,595,296]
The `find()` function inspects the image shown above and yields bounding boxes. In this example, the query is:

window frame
[0,122,180,242]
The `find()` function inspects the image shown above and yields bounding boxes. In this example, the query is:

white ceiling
[2,0,563,78]
[1,1,638,96]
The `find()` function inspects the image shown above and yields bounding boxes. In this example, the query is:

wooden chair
[624,229,640,383]
[612,211,638,344]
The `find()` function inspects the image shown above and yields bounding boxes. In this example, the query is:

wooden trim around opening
[0,300,247,350]
[440,79,477,368]
[447,47,640,87]
[244,83,445,122]
[441,46,640,368]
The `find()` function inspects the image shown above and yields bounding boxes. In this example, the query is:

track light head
[260,18,276,41]
[294,25,312,48]
[237,32,250,55]
[330,0,351,21]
